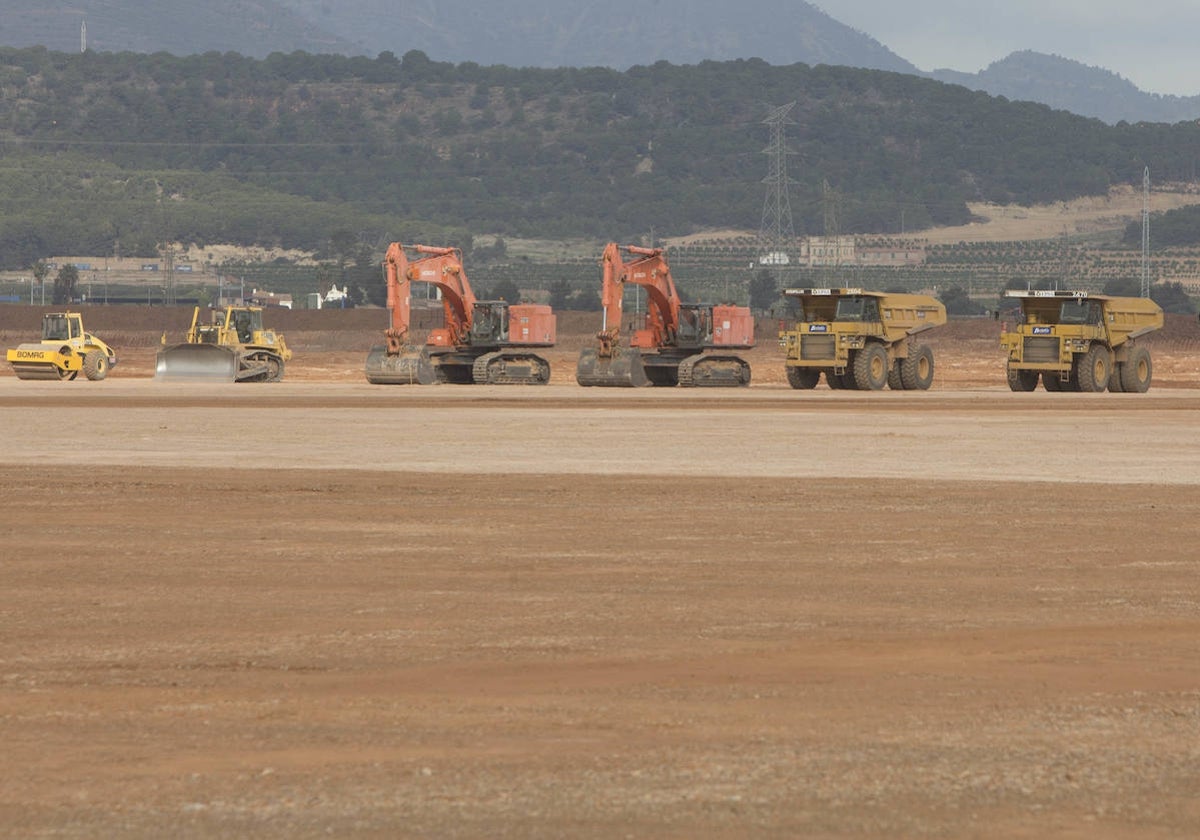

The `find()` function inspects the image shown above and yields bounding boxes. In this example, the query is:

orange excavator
[575,242,754,387]
[364,242,556,385]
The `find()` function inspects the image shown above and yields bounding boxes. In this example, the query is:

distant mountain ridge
[0,1,1196,124]
[0,0,356,57]
[931,51,1200,124]
[273,0,919,74]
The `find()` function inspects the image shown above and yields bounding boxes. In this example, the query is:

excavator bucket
[155,343,240,381]
[575,347,650,387]
[364,344,439,385]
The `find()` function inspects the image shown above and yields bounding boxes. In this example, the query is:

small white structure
[320,284,349,308]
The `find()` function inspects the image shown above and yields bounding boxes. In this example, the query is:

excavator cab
[469,302,510,346]
[676,304,714,348]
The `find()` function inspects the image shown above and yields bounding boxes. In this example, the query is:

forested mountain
[2,46,1199,269]
[3,2,1197,124]
[932,52,1200,125]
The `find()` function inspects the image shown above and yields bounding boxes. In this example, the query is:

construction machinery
[1000,290,1163,392]
[155,305,291,382]
[6,311,118,381]
[575,243,754,387]
[364,242,556,385]
[779,288,946,390]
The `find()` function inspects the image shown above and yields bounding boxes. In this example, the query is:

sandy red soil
[3,308,1200,837]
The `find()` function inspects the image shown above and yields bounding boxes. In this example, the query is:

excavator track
[677,353,752,387]
[471,351,551,385]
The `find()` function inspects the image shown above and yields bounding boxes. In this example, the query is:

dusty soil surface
[4,314,1200,838]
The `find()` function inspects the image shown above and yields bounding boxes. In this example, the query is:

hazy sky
[821,1,1200,96]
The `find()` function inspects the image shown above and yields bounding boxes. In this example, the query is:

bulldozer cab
[470,301,510,345]
[43,314,78,341]
[229,308,261,343]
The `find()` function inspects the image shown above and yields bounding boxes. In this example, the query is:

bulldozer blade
[575,347,650,387]
[364,344,438,385]
[154,344,239,381]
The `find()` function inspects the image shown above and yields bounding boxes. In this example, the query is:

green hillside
[2,46,1199,272]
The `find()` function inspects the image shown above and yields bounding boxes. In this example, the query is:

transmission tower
[757,102,797,265]
[1141,166,1151,298]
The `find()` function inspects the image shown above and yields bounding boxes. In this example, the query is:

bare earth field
[4,314,1200,838]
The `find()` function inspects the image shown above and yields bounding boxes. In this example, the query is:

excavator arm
[619,244,681,350]
[593,243,682,356]
[384,242,477,352]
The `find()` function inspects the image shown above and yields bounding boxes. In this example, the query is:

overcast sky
[821,1,1200,96]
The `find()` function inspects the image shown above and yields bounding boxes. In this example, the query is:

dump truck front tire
[1075,345,1111,392]
[853,344,889,390]
[786,367,820,390]
[1006,364,1039,392]
[887,360,904,390]
[1120,346,1152,392]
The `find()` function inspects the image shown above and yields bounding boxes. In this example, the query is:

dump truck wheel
[83,352,109,381]
[824,369,843,389]
[1075,345,1111,392]
[887,360,904,390]
[1043,373,1065,391]
[1006,363,1039,392]
[1108,364,1125,392]
[901,345,935,390]
[1120,346,1152,393]
[853,344,889,390]
[786,367,820,390]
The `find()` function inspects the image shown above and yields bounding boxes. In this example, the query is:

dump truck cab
[1000,290,1163,392]
[779,288,946,391]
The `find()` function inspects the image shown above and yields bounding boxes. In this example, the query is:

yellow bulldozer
[6,311,118,381]
[155,305,291,382]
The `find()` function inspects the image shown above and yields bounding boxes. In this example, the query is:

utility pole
[1141,166,1151,298]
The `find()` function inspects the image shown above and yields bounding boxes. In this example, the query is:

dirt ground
[4,321,1200,838]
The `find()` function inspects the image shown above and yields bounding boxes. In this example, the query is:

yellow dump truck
[6,311,118,381]
[1000,290,1163,392]
[779,288,947,390]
